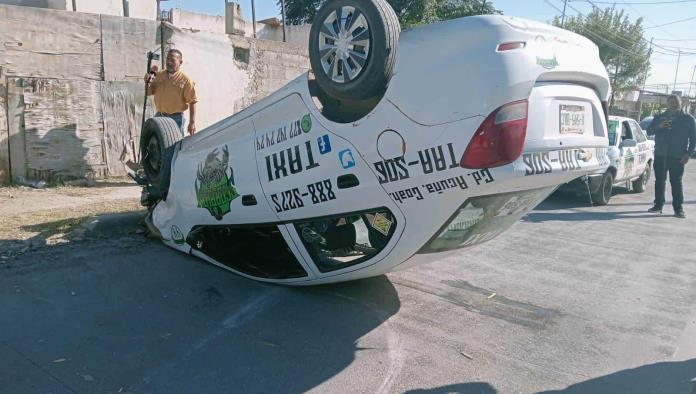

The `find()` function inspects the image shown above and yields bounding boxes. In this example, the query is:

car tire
[632,164,651,193]
[591,171,614,206]
[309,0,400,101]
[140,117,182,199]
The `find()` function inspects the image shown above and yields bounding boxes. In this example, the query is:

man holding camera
[144,48,198,136]
[647,94,696,218]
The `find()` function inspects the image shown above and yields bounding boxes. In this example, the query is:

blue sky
[169,0,696,92]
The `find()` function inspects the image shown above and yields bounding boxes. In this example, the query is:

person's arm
[145,67,159,96]
[184,79,198,135]
[685,115,696,162]
[188,102,197,135]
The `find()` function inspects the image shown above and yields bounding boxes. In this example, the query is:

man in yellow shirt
[144,49,198,135]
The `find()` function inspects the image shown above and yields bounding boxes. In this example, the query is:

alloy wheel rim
[318,6,371,83]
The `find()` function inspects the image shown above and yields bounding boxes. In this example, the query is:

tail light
[496,42,526,52]
[460,100,528,169]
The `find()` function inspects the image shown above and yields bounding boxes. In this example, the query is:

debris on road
[460,351,474,360]
[487,292,497,299]
[15,176,47,189]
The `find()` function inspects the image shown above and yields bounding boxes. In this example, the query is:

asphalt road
[2,167,696,394]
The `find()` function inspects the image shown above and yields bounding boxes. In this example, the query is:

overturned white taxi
[138,0,611,284]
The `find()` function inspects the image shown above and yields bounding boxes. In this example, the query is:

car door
[616,120,637,181]
[252,93,405,277]
[629,119,650,174]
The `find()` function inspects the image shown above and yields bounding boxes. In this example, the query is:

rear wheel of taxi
[632,164,651,193]
[309,0,400,101]
[591,171,614,206]
[140,117,182,199]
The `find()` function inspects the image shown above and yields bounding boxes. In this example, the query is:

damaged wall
[0,4,310,183]
[0,5,103,80]
[0,70,9,182]
[11,78,108,180]
[101,14,160,81]
[0,0,68,9]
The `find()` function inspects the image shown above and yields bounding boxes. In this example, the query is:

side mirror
[620,139,637,148]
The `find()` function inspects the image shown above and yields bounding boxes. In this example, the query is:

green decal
[195,146,239,220]
[536,55,559,70]
[171,225,185,245]
[301,114,312,133]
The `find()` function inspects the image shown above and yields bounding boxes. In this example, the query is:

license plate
[559,104,585,134]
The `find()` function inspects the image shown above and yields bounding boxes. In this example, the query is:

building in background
[162,1,311,46]
[0,0,157,19]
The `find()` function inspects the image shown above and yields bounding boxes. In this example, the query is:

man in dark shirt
[647,94,696,218]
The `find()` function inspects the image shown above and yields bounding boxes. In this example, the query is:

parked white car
[137,0,611,285]
[564,115,654,204]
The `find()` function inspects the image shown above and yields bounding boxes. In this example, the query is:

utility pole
[561,0,568,28]
[687,64,696,99]
[673,49,682,92]
[281,0,287,42]
[251,0,257,38]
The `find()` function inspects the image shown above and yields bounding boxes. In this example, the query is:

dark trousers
[654,155,685,210]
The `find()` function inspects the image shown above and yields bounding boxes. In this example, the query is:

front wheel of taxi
[632,164,651,193]
[591,171,614,206]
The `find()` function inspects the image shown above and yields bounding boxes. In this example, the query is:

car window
[622,121,634,141]
[630,120,646,142]
[418,187,555,254]
[294,208,397,273]
[186,224,308,279]
[608,120,619,145]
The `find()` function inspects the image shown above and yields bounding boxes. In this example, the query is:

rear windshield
[608,120,618,145]
[418,187,555,254]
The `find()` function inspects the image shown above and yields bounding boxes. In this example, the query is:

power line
[653,37,696,41]
[573,0,696,4]
[612,0,681,42]
[646,15,696,29]
[554,0,696,54]
[574,0,695,50]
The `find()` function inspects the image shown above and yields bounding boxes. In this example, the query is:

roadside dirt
[0,180,145,260]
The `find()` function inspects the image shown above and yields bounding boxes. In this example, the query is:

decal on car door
[195,145,240,220]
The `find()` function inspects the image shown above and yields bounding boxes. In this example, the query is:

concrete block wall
[171,8,226,34]
[0,4,310,183]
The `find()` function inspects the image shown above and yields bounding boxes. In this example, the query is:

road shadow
[539,188,642,211]
[402,359,696,394]
[0,235,401,392]
[537,358,696,394]
[405,382,497,393]
[522,210,670,223]
[21,124,92,182]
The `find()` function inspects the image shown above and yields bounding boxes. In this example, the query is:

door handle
[242,194,257,206]
[337,174,360,189]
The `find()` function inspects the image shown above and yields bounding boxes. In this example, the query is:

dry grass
[1,199,141,241]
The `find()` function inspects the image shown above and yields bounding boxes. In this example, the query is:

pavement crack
[1,341,79,394]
